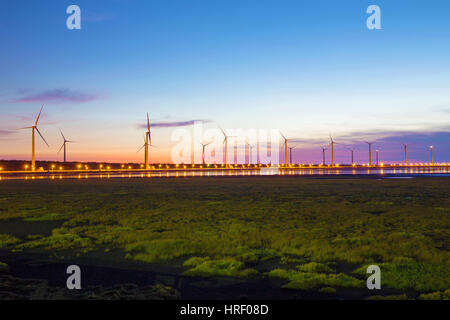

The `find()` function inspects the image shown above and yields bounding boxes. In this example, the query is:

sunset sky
[1,0,449,164]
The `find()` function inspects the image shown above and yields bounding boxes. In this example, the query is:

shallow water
[0,166,449,180]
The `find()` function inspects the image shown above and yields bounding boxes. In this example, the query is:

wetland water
[0,166,449,180]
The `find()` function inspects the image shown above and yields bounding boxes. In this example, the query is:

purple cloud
[0,129,14,136]
[0,129,16,141]
[14,88,98,104]
[138,119,212,129]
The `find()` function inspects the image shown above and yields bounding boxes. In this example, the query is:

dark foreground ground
[0,176,449,300]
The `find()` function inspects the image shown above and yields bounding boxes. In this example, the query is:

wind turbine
[403,144,408,165]
[256,137,260,165]
[280,132,291,167]
[220,127,235,166]
[329,135,338,166]
[429,145,434,164]
[58,129,77,163]
[365,142,373,166]
[320,146,327,165]
[249,144,253,165]
[144,113,151,169]
[346,147,356,165]
[375,148,380,166]
[245,140,251,165]
[138,132,156,168]
[288,146,295,164]
[200,141,211,165]
[19,105,49,171]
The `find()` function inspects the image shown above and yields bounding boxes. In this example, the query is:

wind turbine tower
[347,147,355,165]
[403,144,408,165]
[145,113,151,169]
[280,132,290,167]
[200,142,211,165]
[288,146,295,164]
[256,137,260,165]
[58,129,77,163]
[430,145,434,164]
[329,136,338,166]
[220,128,234,166]
[366,142,373,166]
[321,147,327,165]
[20,105,49,171]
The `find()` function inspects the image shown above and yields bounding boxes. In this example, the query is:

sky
[0,0,449,164]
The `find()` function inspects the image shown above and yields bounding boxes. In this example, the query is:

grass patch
[183,257,258,277]
[125,239,201,262]
[297,262,334,273]
[15,229,92,252]
[0,261,9,272]
[418,289,450,300]
[23,213,64,222]
[268,268,363,290]
[318,286,336,294]
[0,234,20,248]
[354,258,450,292]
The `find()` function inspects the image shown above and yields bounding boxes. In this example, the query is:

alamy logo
[366,265,381,289]
[66,265,81,289]
[366,5,381,30]
[66,5,81,30]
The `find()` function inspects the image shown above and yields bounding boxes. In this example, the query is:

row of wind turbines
[20,106,77,170]
[281,134,435,167]
[19,107,438,171]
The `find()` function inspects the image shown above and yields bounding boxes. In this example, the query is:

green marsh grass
[0,177,449,296]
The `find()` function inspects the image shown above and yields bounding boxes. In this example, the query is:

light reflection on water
[0,167,449,181]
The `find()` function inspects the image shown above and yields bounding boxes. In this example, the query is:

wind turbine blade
[147,113,150,132]
[35,105,44,126]
[280,131,286,140]
[18,127,33,130]
[149,144,158,148]
[35,127,49,147]
[137,144,146,153]
[59,128,66,141]
[58,143,64,154]
[219,127,226,137]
